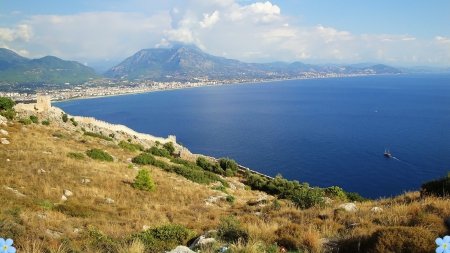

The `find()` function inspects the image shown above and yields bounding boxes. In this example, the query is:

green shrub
[212,185,228,194]
[325,186,347,201]
[0,97,15,110]
[86,226,117,252]
[226,195,235,204]
[0,109,15,120]
[217,216,248,243]
[38,201,54,209]
[133,224,192,252]
[218,158,238,176]
[290,187,325,210]
[62,113,68,122]
[132,153,156,165]
[147,146,171,158]
[18,118,32,125]
[68,152,84,159]
[41,120,50,126]
[81,127,86,132]
[421,172,450,197]
[163,142,175,155]
[345,192,370,202]
[29,115,39,124]
[84,131,113,141]
[86,148,114,162]
[52,132,67,139]
[134,170,156,192]
[119,140,137,152]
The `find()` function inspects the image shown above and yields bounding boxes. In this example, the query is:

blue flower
[436,236,450,253]
[0,238,16,253]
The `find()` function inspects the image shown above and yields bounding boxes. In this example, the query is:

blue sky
[1,0,449,67]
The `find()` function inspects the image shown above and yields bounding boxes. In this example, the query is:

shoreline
[52,73,402,104]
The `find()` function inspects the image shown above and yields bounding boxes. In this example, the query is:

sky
[1,0,449,67]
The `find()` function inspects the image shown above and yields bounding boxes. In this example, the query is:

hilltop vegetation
[0,104,449,253]
[0,48,102,86]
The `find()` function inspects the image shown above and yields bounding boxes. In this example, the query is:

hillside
[0,106,449,253]
[0,48,102,85]
[104,45,403,81]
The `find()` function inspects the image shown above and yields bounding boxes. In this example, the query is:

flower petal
[444,247,450,253]
[437,238,444,245]
[444,236,450,243]
[5,239,13,246]
[436,245,444,253]
[7,246,16,253]
[0,238,5,246]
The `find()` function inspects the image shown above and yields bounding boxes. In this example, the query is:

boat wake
[391,156,414,167]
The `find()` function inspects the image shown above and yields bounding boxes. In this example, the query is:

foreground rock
[167,246,196,253]
[338,203,357,212]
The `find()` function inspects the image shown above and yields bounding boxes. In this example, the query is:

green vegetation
[84,131,113,142]
[146,146,171,158]
[217,216,248,243]
[0,96,15,110]
[162,142,175,155]
[132,153,156,165]
[421,171,450,197]
[86,148,114,162]
[68,152,85,160]
[62,113,68,122]
[290,186,325,210]
[119,140,144,152]
[133,170,156,192]
[29,115,39,124]
[132,224,192,252]
[70,117,78,126]
[41,120,50,125]
[0,109,15,120]
[18,118,32,125]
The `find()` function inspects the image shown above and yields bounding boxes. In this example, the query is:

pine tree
[133,170,156,192]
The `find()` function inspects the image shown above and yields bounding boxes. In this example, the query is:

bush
[29,115,39,124]
[119,140,137,152]
[218,158,238,176]
[62,113,68,122]
[421,172,450,197]
[41,120,50,126]
[163,142,175,155]
[134,170,156,192]
[217,216,248,243]
[0,109,15,120]
[325,186,347,201]
[68,152,84,159]
[132,153,156,165]
[18,118,32,125]
[226,195,235,204]
[346,192,370,202]
[86,148,114,162]
[86,226,117,252]
[84,131,113,141]
[133,224,192,252]
[53,132,67,139]
[0,97,15,110]
[70,117,78,126]
[147,146,171,158]
[290,187,325,210]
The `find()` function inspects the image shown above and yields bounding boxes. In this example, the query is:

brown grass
[1,120,449,253]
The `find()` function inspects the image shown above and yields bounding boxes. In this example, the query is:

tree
[62,113,68,122]
[0,97,15,111]
[134,169,156,192]
[163,142,175,155]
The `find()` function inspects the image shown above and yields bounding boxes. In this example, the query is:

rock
[126,158,132,162]
[6,158,10,162]
[81,178,91,184]
[43,151,52,155]
[38,169,46,173]
[338,203,358,212]
[189,235,216,249]
[21,127,28,132]
[61,195,68,202]
[73,228,82,233]
[0,129,8,135]
[46,229,62,239]
[322,197,333,205]
[1,138,10,144]
[143,225,151,231]
[63,189,74,196]
[133,166,139,170]
[3,185,25,197]
[166,246,196,253]
[38,213,46,219]
[371,207,383,213]
[105,198,115,204]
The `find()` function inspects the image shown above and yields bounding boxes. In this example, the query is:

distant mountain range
[0,48,102,85]
[104,45,404,81]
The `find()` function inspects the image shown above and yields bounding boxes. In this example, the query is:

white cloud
[0,0,448,66]
[199,11,220,28]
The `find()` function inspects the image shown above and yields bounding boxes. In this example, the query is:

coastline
[52,73,400,104]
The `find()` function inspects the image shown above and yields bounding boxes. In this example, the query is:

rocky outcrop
[338,203,357,212]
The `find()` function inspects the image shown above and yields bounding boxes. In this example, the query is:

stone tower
[36,96,51,112]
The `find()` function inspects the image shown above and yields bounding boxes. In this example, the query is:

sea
[55,74,450,199]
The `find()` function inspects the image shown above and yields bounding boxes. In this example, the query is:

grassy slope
[0,119,449,253]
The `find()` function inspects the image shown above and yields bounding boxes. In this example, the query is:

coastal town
[1,72,376,102]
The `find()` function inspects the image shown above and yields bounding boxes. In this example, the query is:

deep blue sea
[55,74,450,199]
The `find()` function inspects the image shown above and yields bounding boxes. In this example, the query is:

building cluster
[0,72,374,102]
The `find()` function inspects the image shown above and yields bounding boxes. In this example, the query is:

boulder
[1,138,10,144]
[105,198,115,204]
[371,207,383,213]
[142,225,151,231]
[63,189,74,197]
[189,235,216,249]
[0,129,8,135]
[61,195,68,202]
[166,246,196,253]
[21,127,28,132]
[81,178,91,184]
[338,203,357,212]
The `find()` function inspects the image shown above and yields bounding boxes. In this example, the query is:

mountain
[105,45,403,81]
[0,48,102,85]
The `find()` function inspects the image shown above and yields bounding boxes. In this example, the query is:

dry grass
[1,120,449,253]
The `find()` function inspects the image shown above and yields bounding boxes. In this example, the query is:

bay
[55,74,450,198]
